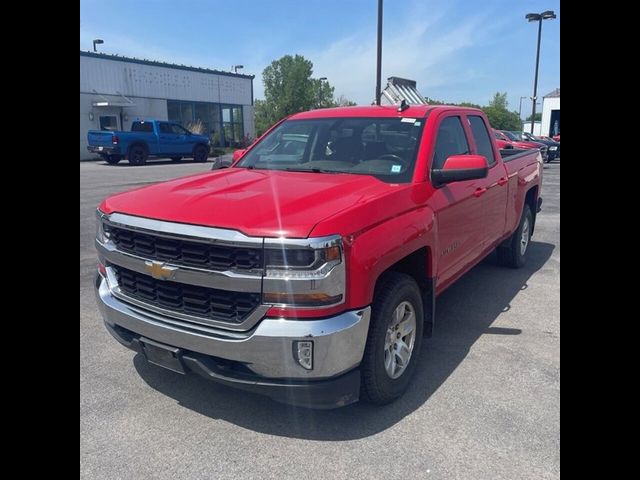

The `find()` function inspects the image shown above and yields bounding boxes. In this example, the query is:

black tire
[105,154,122,165]
[497,204,533,268]
[128,144,148,165]
[170,156,182,163]
[193,144,209,163]
[361,272,424,405]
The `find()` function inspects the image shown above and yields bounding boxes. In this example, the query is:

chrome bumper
[95,274,371,380]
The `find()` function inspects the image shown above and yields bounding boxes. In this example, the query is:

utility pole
[375,0,383,105]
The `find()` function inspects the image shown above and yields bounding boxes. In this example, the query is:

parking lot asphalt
[80,158,560,480]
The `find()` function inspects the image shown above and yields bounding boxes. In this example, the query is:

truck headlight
[95,209,110,243]
[262,235,345,307]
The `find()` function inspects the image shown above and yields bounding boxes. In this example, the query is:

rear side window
[132,122,154,133]
[432,116,469,169]
[468,116,496,166]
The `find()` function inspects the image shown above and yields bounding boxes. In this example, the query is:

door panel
[432,179,487,287]
[482,164,509,247]
[466,115,509,247]
[430,115,486,286]
[171,124,193,154]
[157,122,180,155]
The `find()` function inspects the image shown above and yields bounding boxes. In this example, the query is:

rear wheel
[193,145,209,163]
[128,145,148,165]
[361,272,424,405]
[497,204,533,268]
[170,156,182,163]
[104,154,121,165]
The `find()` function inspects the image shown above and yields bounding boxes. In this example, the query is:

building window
[221,105,245,145]
[167,100,243,146]
[99,115,119,131]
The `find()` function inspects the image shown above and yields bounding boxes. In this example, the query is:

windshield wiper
[283,167,341,174]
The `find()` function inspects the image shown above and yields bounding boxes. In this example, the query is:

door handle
[497,177,508,186]
[473,187,487,197]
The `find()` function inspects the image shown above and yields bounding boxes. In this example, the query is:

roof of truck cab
[289,104,483,120]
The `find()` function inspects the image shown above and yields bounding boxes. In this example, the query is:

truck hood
[100,167,398,238]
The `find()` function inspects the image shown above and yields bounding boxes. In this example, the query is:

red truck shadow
[133,240,554,440]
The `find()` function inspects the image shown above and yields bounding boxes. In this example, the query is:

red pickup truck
[95,105,542,408]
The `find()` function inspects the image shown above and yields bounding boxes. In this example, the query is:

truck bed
[499,148,542,238]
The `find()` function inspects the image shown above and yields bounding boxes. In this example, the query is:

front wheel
[361,272,424,405]
[193,145,209,163]
[497,204,533,268]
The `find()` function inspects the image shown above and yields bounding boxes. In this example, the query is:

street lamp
[93,39,104,52]
[525,10,556,133]
[233,65,244,74]
[518,96,528,119]
[317,77,328,108]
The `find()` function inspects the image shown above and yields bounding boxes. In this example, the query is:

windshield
[237,117,425,183]
[502,131,519,141]
[522,132,537,141]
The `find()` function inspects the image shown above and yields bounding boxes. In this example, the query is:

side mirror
[432,154,488,186]
[232,148,247,162]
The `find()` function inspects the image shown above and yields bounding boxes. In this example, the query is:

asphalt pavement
[80,157,560,480]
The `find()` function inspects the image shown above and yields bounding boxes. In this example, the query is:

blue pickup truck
[87,120,210,165]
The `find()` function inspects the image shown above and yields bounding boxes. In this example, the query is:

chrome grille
[114,266,261,323]
[107,225,263,271]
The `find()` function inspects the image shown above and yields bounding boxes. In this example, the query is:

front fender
[345,205,436,308]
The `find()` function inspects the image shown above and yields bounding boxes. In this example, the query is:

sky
[80,0,559,115]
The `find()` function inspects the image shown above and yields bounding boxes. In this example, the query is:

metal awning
[380,77,428,105]
[91,90,136,107]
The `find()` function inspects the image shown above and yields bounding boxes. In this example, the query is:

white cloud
[289,1,495,104]
[79,27,228,72]
[80,0,506,105]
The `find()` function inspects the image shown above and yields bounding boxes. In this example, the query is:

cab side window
[432,116,469,170]
[468,116,496,166]
[159,123,173,134]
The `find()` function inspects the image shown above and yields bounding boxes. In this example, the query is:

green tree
[526,112,542,122]
[254,54,356,136]
[458,101,482,109]
[483,106,522,130]
[427,92,520,130]
[483,92,522,130]
[488,92,509,110]
[313,78,336,108]
[425,97,481,109]
[334,94,357,107]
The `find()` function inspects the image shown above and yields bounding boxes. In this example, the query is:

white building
[540,88,560,137]
[80,51,255,160]
[522,121,542,136]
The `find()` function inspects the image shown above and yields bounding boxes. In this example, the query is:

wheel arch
[525,185,539,234]
[192,142,209,156]
[372,246,435,338]
[127,141,149,157]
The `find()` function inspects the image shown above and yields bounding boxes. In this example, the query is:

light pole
[375,0,383,105]
[93,39,104,52]
[233,65,244,74]
[318,77,327,108]
[518,96,528,119]
[525,10,556,133]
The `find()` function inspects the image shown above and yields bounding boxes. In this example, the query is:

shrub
[186,119,206,135]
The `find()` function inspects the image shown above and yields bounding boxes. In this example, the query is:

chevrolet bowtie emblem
[144,261,177,280]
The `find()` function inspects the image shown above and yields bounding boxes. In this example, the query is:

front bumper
[95,274,371,408]
[547,147,559,160]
